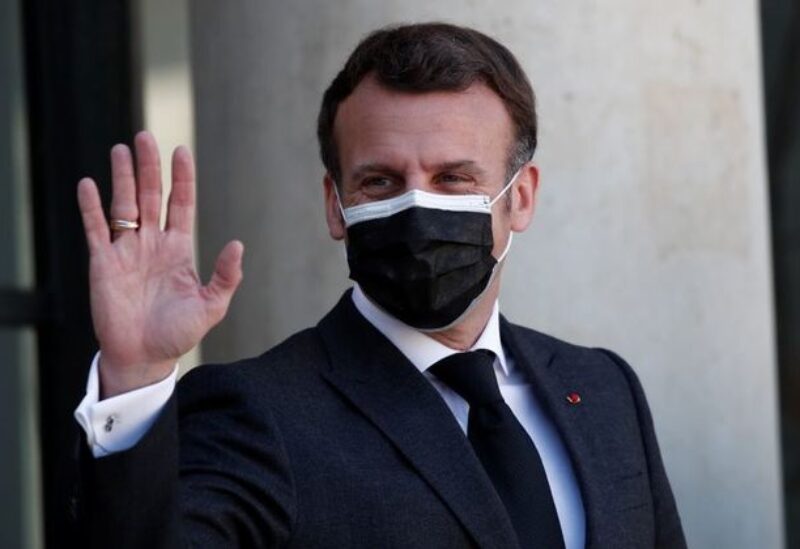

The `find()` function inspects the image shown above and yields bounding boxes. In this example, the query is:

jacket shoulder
[505,320,633,378]
[177,326,328,400]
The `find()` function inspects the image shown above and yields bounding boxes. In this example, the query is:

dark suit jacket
[76,290,686,548]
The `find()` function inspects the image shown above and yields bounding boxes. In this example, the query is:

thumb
[203,240,244,325]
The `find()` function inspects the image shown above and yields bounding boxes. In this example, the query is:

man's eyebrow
[350,160,486,182]
[430,160,486,176]
[350,163,404,182]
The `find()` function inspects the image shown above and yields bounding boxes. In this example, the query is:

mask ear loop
[496,232,514,263]
[332,183,349,227]
[488,165,524,207]
[332,184,352,262]
[488,165,524,262]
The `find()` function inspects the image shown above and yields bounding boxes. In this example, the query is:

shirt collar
[351,284,509,376]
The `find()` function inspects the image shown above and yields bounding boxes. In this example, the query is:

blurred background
[1,0,798,547]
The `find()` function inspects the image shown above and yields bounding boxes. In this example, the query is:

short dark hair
[317,22,537,185]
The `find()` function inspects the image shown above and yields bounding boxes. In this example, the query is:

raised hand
[77,131,244,399]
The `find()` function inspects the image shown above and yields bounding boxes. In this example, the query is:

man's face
[324,74,538,262]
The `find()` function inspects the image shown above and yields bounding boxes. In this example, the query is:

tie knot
[429,350,502,406]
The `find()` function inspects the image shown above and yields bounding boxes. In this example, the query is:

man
[73,23,685,548]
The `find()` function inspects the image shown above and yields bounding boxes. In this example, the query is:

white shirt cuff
[74,352,178,458]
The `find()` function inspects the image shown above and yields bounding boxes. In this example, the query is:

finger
[77,178,110,253]
[203,240,244,325]
[165,145,195,234]
[134,131,162,228]
[109,144,139,230]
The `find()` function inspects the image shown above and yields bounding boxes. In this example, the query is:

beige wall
[188,2,783,547]
[137,0,201,373]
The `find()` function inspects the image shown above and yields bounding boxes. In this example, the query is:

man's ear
[510,163,539,232]
[323,174,346,240]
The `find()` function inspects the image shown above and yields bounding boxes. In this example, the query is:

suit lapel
[317,292,520,549]
[500,318,615,548]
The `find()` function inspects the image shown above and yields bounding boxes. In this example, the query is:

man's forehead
[333,75,514,173]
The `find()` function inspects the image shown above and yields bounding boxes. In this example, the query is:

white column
[190,2,782,546]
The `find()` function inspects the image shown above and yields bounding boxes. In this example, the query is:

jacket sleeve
[78,364,296,549]
[598,349,687,549]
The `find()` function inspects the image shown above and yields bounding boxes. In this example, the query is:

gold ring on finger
[110,218,140,231]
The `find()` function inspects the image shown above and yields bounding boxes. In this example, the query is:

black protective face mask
[338,176,517,331]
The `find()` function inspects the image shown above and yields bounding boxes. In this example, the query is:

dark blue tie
[430,350,565,549]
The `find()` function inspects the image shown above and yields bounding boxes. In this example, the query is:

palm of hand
[90,230,204,365]
[77,132,243,397]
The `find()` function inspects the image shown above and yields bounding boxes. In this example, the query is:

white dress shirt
[75,286,585,547]
[74,353,178,457]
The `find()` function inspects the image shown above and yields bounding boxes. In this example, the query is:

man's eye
[358,177,401,198]
[362,177,395,189]
[438,173,470,185]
